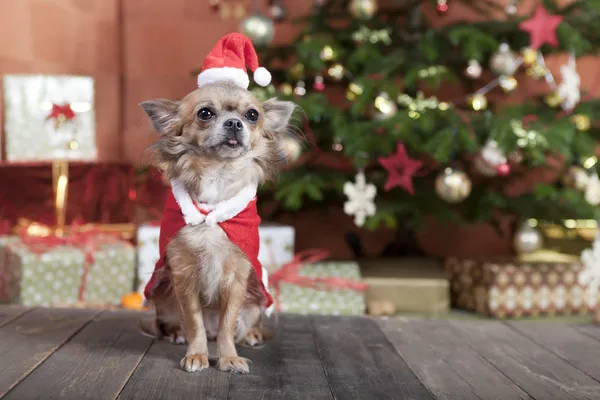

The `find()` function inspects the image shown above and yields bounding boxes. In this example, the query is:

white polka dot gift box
[0,234,135,307]
[268,250,368,316]
[258,223,295,274]
[445,250,600,319]
[2,74,96,161]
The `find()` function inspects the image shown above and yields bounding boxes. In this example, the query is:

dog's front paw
[217,356,250,374]
[184,213,205,226]
[180,354,209,373]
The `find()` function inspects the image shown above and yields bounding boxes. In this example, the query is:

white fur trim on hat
[253,67,271,87]
[197,67,250,89]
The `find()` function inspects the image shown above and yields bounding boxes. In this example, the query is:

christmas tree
[248,0,600,242]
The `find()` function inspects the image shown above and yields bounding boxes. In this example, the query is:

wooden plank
[0,307,98,397]
[448,320,600,400]
[117,339,229,400]
[0,306,31,328]
[574,323,600,343]
[228,314,333,400]
[4,310,153,400]
[508,321,600,384]
[310,315,433,400]
[379,318,532,400]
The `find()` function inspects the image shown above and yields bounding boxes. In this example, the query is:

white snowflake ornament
[585,172,600,206]
[557,53,581,111]
[344,170,377,227]
[580,232,600,296]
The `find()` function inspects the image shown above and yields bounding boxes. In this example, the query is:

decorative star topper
[378,143,423,194]
[519,4,563,49]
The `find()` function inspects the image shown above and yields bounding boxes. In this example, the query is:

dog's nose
[224,118,243,132]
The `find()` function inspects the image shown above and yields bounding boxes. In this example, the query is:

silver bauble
[490,43,518,76]
[514,221,543,254]
[435,167,472,204]
[240,13,274,46]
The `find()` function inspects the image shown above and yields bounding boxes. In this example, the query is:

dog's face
[141,82,296,182]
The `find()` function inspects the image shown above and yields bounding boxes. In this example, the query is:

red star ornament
[519,4,563,49]
[378,143,423,194]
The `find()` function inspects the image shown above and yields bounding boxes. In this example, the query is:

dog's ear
[262,98,296,135]
[140,99,181,135]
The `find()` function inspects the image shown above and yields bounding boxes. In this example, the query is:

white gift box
[3,74,96,161]
[258,224,295,273]
[136,224,161,296]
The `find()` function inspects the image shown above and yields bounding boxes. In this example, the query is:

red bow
[47,103,76,121]
[269,249,368,312]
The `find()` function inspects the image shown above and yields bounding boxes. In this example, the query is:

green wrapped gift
[271,256,367,316]
[0,234,135,307]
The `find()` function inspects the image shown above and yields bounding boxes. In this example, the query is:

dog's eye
[245,109,259,122]
[197,108,214,121]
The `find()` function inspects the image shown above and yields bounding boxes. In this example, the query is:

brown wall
[0,0,121,161]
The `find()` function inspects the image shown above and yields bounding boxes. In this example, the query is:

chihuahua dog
[140,81,295,374]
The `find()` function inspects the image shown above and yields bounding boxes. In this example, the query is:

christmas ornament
[435,167,471,204]
[468,93,487,111]
[557,53,580,111]
[585,173,600,206]
[436,0,448,15]
[344,170,377,227]
[572,114,591,132]
[519,4,563,49]
[269,1,286,22]
[68,139,79,151]
[499,75,518,93]
[378,143,423,194]
[346,82,364,101]
[47,103,76,130]
[513,221,543,254]
[465,60,482,79]
[496,163,511,176]
[474,140,508,177]
[505,1,517,16]
[280,83,293,96]
[294,80,306,96]
[526,63,547,80]
[240,13,275,46]
[319,45,335,61]
[490,43,518,76]
[373,92,397,119]
[280,135,302,162]
[521,47,538,65]
[348,0,377,20]
[562,165,589,191]
[544,91,562,108]
[313,75,325,91]
[332,138,343,152]
[290,63,305,79]
[327,63,345,81]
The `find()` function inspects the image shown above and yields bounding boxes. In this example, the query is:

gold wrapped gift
[537,219,597,255]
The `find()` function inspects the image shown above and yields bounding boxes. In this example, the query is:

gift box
[258,223,295,273]
[360,258,449,314]
[137,223,161,295]
[0,233,135,307]
[446,251,599,319]
[3,74,96,161]
[269,250,367,315]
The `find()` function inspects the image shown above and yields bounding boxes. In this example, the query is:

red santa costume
[144,32,274,311]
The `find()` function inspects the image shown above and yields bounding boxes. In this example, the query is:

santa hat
[197,32,271,89]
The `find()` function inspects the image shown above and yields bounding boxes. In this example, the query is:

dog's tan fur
[140,82,295,373]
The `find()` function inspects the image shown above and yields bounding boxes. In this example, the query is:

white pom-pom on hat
[253,67,271,87]
[197,32,271,89]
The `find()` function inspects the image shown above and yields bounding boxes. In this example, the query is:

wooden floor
[2,307,600,400]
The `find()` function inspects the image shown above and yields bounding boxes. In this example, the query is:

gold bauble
[435,167,472,204]
[289,63,305,79]
[521,47,537,65]
[346,82,364,101]
[499,75,518,93]
[279,135,302,163]
[320,45,335,61]
[544,91,562,108]
[571,114,591,132]
[348,0,377,19]
[514,220,543,254]
[562,165,589,191]
[280,83,293,96]
[468,94,487,111]
[465,60,482,79]
[327,63,345,81]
